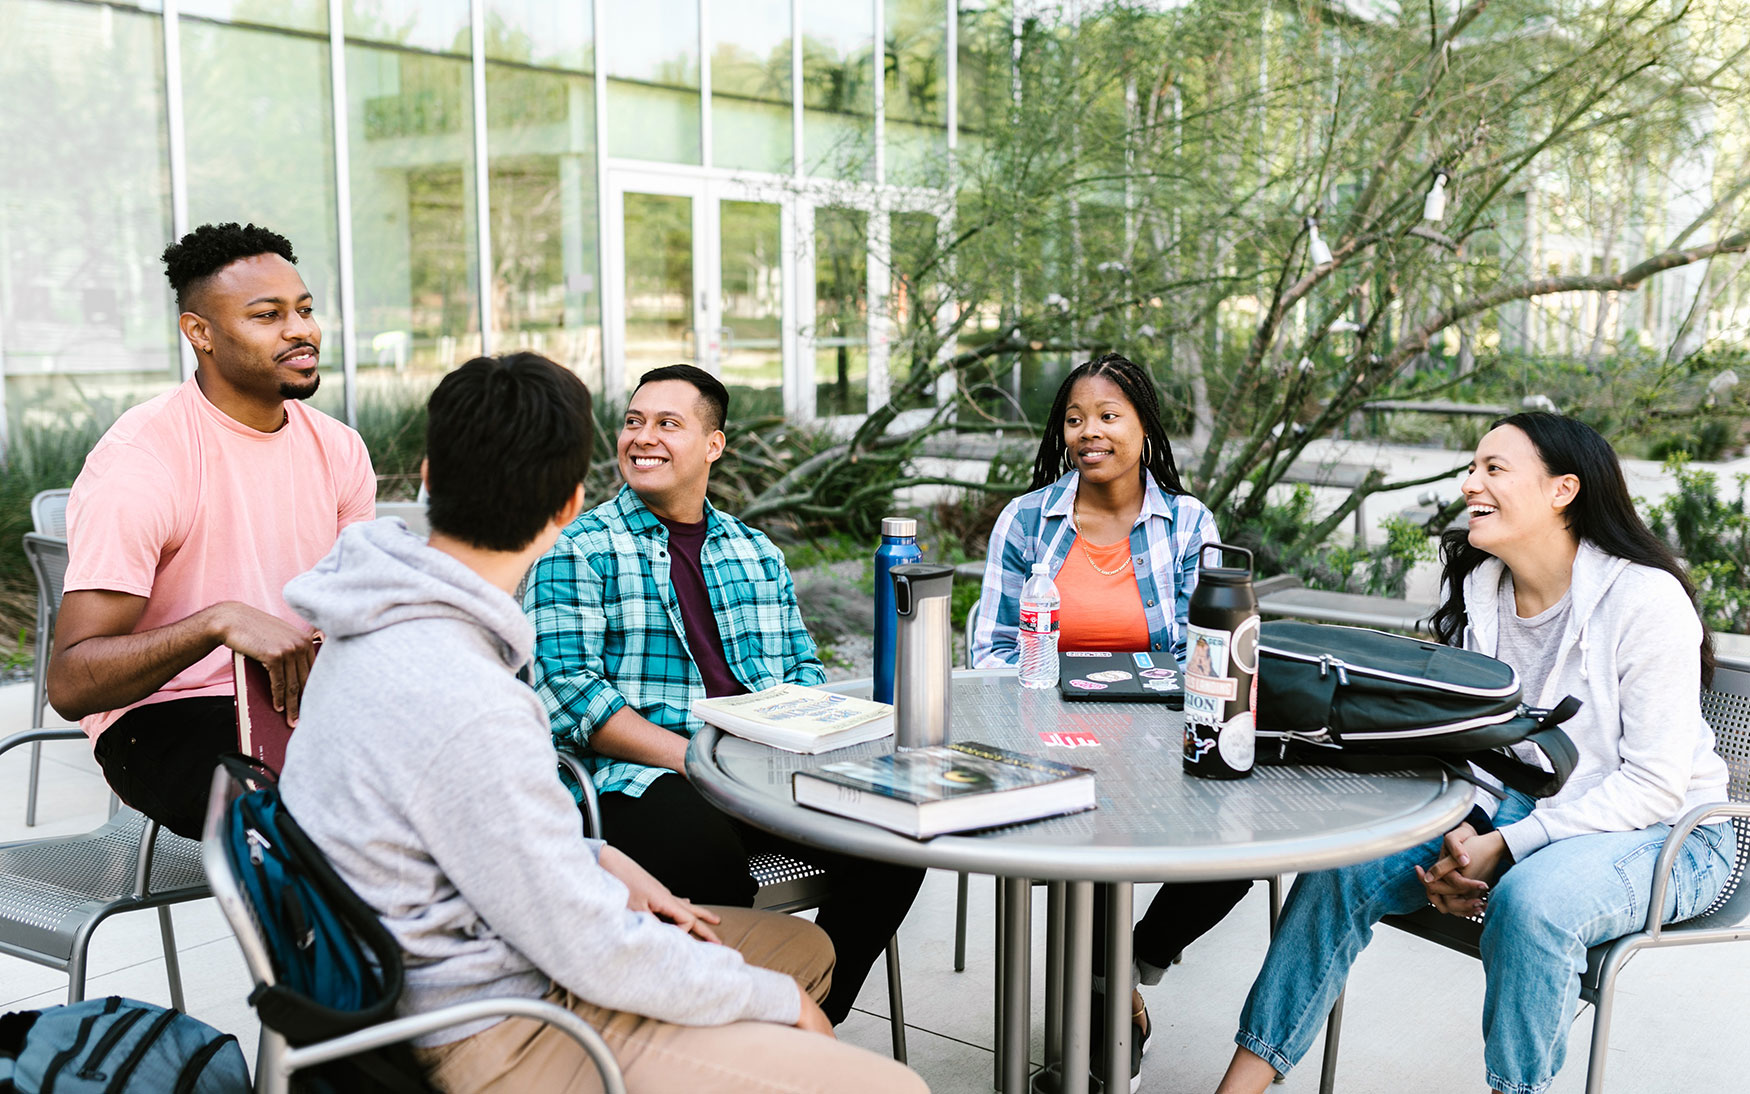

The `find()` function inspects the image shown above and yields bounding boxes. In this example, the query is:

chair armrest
[1643,801,1750,939]
[555,748,604,839]
[0,726,85,759]
[280,996,624,1094]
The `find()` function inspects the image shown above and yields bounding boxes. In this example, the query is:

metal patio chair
[0,727,207,1008]
[557,749,910,1061]
[1316,656,1750,1094]
[200,766,625,1094]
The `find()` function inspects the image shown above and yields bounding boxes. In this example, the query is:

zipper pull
[245,828,272,865]
[1318,655,1350,685]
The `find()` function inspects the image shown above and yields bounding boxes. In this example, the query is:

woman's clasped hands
[1414,822,1513,917]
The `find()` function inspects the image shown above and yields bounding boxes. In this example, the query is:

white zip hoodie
[1462,539,1730,862]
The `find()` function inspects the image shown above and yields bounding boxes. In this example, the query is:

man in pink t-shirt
[49,223,376,837]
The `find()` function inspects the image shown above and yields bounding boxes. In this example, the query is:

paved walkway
[5,686,1749,1088]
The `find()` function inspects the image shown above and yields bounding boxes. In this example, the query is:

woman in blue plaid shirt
[972,352,1250,1090]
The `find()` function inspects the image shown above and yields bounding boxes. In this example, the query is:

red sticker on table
[1039,730,1102,748]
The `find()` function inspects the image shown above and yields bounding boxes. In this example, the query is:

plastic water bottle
[1018,561,1061,689]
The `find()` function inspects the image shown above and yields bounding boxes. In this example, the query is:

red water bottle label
[1019,605,1059,633]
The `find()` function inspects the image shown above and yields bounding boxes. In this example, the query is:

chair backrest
[202,766,281,991]
[1696,657,1750,917]
[30,489,71,538]
[963,595,981,669]
[24,534,69,726]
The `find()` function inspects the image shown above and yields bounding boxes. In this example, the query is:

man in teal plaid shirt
[526,364,923,1026]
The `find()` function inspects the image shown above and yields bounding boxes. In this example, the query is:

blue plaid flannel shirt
[970,470,1220,668]
[526,486,826,799]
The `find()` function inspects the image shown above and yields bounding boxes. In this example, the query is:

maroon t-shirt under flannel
[657,514,746,698]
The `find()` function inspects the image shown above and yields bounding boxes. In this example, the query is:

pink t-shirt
[64,377,377,741]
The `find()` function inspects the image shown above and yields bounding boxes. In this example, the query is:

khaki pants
[414,907,928,1094]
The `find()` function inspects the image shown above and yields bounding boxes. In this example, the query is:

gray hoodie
[279,518,800,1045]
[1463,540,1730,861]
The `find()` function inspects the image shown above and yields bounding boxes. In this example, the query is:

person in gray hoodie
[279,352,926,1094]
[1214,413,1737,1094]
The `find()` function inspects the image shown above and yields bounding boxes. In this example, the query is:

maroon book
[234,651,295,773]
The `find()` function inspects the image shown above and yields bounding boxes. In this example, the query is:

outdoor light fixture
[1306,216,1333,266]
[1424,169,1451,222]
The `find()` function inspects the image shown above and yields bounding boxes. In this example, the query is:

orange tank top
[1055,534,1150,652]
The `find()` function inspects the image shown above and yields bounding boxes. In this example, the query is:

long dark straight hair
[1430,412,1715,686]
[1028,352,1188,495]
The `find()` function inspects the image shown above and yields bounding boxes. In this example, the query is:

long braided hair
[1027,352,1189,495]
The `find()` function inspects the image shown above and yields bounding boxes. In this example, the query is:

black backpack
[0,996,248,1094]
[1255,621,1580,797]
[217,755,432,1094]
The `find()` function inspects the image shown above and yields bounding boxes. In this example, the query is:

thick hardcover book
[693,684,894,754]
[234,651,293,773]
[792,741,1096,838]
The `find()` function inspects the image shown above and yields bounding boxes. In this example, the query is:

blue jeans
[1235,789,1737,1094]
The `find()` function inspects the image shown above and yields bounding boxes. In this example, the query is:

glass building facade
[0,0,960,441]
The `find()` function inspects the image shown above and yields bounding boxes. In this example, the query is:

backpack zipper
[74,1005,145,1081]
[41,997,117,1094]
[171,1033,238,1094]
[1263,639,1520,699]
[101,1006,179,1094]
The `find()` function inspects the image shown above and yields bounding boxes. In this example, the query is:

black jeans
[598,772,926,1024]
[92,696,237,839]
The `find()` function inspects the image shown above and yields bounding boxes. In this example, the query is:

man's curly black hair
[161,223,297,310]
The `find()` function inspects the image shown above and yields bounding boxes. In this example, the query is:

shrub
[1645,459,1750,634]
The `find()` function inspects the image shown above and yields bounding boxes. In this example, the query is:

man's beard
[279,372,321,400]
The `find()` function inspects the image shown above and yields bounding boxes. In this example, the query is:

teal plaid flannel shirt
[526,486,826,799]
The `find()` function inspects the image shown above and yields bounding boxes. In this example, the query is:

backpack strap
[1466,697,1581,800]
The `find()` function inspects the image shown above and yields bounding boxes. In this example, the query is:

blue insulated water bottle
[874,517,924,704]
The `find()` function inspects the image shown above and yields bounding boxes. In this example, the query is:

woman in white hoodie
[1212,413,1737,1094]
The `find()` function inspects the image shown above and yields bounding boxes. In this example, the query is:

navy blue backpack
[219,755,429,1093]
[0,995,249,1094]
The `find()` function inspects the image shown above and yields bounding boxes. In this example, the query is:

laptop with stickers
[1057,649,1185,707]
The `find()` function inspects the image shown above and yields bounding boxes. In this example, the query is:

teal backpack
[0,996,248,1094]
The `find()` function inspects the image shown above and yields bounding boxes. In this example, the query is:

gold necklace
[1071,510,1134,576]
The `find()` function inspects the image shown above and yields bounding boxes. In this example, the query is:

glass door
[607,170,795,415]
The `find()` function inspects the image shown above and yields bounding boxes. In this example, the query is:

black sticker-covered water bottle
[1183,543,1258,779]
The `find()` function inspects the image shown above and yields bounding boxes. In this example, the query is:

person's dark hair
[425,353,594,552]
[634,363,730,433]
[161,223,297,310]
[1028,351,1187,494]
[1430,412,1715,685]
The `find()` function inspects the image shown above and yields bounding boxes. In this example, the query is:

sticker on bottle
[1218,710,1256,771]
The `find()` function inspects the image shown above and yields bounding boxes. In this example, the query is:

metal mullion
[469,0,494,354]
[699,0,713,169]
[872,0,885,187]
[791,0,804,179]
[594,0,614,394]
[327,0,359,425]
[162,1,195,382]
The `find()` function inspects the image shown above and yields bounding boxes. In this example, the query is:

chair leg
[26,740,42,826]
[954,871,970,972]
[1583,947,1630,1094]
[1317,990,1345,1094]
[885,935,907,1063]
[1267,875,1283,939]
[160,906,187,1012]
[993,876,1005,1089]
